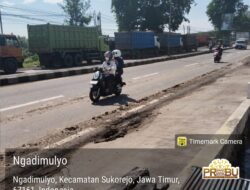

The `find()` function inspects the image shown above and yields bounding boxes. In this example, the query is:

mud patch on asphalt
[93,111,156,143]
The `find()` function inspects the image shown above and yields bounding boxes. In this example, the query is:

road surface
[0,48,249,150]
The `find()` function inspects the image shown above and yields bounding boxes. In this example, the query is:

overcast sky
[1,0,250,37]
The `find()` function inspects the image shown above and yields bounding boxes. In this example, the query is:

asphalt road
[1,48,250,150]
[0,47,209,78]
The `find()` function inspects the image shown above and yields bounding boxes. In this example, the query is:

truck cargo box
[196,34,209,46]
[28,24,100,53]
[158,33,182,48]
[182,34,198,51]
[115,32,155,50]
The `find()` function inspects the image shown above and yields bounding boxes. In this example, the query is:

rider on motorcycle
[102,51,117,93]
[215,44,223,57]
[112,49,126,86]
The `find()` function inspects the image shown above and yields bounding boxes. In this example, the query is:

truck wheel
[74,54,82,66]
[63,54,74,67]
[86,59,92,64]
[4,58,18,74]
[39,54,51,68]
[52,55,62,68]
[18,61,24,68]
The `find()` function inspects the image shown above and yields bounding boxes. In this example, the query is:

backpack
[116,57,124,75]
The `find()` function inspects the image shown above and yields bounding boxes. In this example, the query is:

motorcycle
[213,50,221,63]
[89,68,123,103]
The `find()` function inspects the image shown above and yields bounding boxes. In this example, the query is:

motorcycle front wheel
[89,87,101,103]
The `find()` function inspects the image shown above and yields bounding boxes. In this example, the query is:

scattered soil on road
[11,62,239,151]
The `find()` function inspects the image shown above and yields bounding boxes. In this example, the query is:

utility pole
[93,11,97,26]
[97,12,102,33]
[168,0,172,56]
[0,9,3,34]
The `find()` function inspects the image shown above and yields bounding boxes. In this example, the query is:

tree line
[18,0,250,51]
[60,0,250,33]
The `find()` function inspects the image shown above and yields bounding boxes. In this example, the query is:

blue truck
[114,31,160,58]
[158,33,183,53]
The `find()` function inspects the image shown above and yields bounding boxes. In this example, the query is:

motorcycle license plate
[90,81,98,85]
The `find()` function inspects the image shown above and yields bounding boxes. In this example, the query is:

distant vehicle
[234,39,247,50]
[196,34,210,47]
[182,34,198,52]
[158,32,182,54]
[114,31,160,59]
[0,34,23,74]
[115,31,186,59]
[28,24,109,68]
[218,38,231,47]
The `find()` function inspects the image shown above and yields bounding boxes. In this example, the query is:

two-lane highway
[0,48,249,150]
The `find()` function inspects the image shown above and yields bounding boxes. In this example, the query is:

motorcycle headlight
[93,71,100,80]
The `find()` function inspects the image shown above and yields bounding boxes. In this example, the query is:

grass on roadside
[23,54,40,68]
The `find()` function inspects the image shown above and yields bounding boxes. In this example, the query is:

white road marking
[0,95,64,112]
[185,62,201,67]
[133,72,159,80]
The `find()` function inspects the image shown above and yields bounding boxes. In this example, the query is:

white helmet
[112,49,122,58]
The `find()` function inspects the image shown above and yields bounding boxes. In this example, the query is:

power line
[2,13,65,17]
[0,4,63,16]
[2,13,63,24]
[0,9,3,34]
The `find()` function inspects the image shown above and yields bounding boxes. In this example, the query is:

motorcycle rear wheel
[115,84,122,96]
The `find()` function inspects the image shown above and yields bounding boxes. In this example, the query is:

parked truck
[115,31,160,59]
[28,24,109,68]
[182,34,198,52]
[0,34,23,74]
[196,34,210,47]
[158,32,182,53]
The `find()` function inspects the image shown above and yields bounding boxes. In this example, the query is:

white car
[234,39,247,50]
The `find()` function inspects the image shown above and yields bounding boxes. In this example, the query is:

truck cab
[0,34,23,74]
[154,36,160,49]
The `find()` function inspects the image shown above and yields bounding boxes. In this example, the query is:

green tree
[234,10,250,31]
[139,0,167,32]
[60,0,92,26]
[112,0,194,32]
[111,0,141,31]
[206,0,248,31]
[17,36,28,49]
[16,36,31,59]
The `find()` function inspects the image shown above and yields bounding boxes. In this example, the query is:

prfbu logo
[202,159,240,179]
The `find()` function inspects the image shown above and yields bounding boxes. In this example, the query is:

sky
[1,0,250,37]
